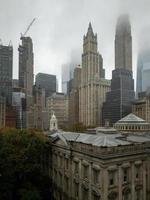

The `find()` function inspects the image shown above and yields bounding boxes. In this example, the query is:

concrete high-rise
[35,73,56,98]
[79,23,110,127]
[18,36,34,128]
[102,15,135,126]
[69,66,81,127]
[0,96,6,128]
[18,36,34,109]
[136,49,150,96]
[12,88,26,129]
[0,44,13,105]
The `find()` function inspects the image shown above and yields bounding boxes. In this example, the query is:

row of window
[53,154,143,187]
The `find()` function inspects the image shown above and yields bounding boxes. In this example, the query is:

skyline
[1,0,150,90]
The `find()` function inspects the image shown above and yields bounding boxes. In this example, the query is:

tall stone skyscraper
[79,23,110,127]
[102,15,135,126]
[18,36,34,109]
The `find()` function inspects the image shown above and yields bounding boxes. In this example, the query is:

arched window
[122,188,131,200]
[108,191,118,200]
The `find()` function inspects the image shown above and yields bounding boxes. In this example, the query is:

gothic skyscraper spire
[79,23,110,126]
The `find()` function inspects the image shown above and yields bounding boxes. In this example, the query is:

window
[109,171,115,186]
[136,190,142,200]
[83,166,89,178]
[74,183,79,198]
[93,194,100,200]
[59,172,62,186]
[93,170,99,184]
[123,168,129,183]
[65,158,69,170]
[74,162,79,173]
[82,189,88,200]
[123,191,131,200]
[135,165,141,180]
[65,176,69,191]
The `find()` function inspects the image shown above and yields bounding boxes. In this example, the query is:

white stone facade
[79,23,110,127]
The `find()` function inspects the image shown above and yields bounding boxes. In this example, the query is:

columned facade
[50,131,150,200]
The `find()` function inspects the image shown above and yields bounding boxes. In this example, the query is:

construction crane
[21,18,36,39]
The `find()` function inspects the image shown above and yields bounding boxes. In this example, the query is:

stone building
[0,44,13,106]
[12,88,26,129]
[47,92,69,129]
[69,66,81,127]
[132,92,150,123]
[5,106,17,128]
[102,15,135,126]
[32,85,46,129]
[0,96,6,128]
[50,114,150,200]
[114,113,150,132]
[79,23,110,127]
[35,73,56,99]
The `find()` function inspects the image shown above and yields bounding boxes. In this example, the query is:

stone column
[102,167,108,200]
[143,161,146,200]
[131,162,135,200]
[118,165,122,200]
[79,160,82,200]
[89,162,92,200]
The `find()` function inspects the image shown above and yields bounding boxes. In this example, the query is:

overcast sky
[1,0,150,90]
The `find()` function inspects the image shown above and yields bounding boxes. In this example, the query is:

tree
[0,128,51,200]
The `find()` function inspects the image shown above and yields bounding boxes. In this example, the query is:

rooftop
[116,113,146,123]
[50,131,150,147]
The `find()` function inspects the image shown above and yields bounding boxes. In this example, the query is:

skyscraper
[69,66,81,127]
[18,36,34,109]
[35,73,56,98]
[18,36,34,128]
[0,44,13,105]
[79,23,110,127]
[136,49,150,96]
[102,15,135,126]
[115,15,132,71]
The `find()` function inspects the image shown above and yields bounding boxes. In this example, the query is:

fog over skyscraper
[102,15,135,125]
[136,49,150,96]
[115,15,132,71]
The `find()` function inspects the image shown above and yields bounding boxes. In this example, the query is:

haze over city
[1,0,150,90]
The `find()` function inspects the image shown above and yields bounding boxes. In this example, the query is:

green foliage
[20,188,41,200]
[0,128,51,200]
